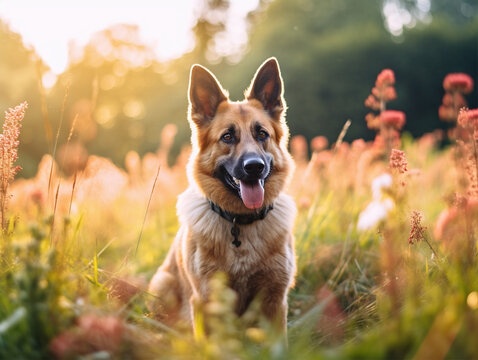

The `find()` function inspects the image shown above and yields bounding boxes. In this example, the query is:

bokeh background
[0,0,477,176]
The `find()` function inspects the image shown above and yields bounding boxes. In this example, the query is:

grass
[1,104,478,359]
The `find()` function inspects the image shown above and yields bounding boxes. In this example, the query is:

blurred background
[0,0,477,177]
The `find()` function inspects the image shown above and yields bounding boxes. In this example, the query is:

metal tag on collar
[231,217,241,247]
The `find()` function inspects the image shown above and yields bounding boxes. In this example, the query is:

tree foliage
[0,0,476,176]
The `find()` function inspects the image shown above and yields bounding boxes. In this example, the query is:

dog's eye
[257,130,269,141]
[221,132,234,143]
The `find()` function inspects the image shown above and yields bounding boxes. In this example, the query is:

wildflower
[375,69,395,88]
[434,197,478,256]
[365,113,380,130]
[456,109,478,196]
[439,73,473,125]
[357,173,394,231]
[290,135,308,163]
[316,286,345,342]
[364,94,380,111]
[0,102,27,230]
[57,141,88,175]
[371,174,392,199]
[443,73,474,94]
[357,198,394,231]
[389,149,408,174]
[458,108,478,133]
[49,314,125,358]
[408,210,426,245]
[365,69,405,153]
[298,196,311,210]
[159,123,178,155]
[380,110,406,130]
[310,136,328,152]
[438,105,456,122]
[351,138,366,152]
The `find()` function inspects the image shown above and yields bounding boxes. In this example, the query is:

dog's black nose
[243,157,265,176]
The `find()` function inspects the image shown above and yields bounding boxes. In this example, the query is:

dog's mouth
[219,167,271,210]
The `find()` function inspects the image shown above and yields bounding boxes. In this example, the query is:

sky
[0,0,259,75]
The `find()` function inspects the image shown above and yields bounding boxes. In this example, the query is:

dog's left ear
[246,57,285,119]
[189,64,228,127]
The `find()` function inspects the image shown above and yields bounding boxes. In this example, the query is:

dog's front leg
[261,288,288,334]
[189,291,207,339]
[187,273,212,339]
[249,268,292,339]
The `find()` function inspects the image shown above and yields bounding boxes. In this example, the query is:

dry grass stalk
[334,119,351,153]
[135,161,161,256]
[48,83,71,203]
[35,59,53,151]
[0,102,27,232]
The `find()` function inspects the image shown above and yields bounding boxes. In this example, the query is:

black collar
[209,201,274,225]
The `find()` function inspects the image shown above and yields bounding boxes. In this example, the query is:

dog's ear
[189,65,228,127]
[246,57,285,119]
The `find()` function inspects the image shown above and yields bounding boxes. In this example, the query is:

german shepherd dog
[148,58,296,334]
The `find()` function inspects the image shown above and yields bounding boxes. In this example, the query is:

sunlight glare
[0,0,197,74]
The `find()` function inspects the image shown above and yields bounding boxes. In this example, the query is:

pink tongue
[239,180,264,209]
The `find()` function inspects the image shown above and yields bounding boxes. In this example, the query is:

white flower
[371,173,392,200]
[357,198,394,231]
[357,173,394,231]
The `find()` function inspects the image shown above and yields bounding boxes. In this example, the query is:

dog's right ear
[188,65,228,127]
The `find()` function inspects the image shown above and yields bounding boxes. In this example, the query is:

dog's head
[187,58,293,213]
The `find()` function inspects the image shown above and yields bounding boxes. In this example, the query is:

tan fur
[148,58,296,334]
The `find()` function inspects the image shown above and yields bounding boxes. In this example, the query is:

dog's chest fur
[177,187,296,279]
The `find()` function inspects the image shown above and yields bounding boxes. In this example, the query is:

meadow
[1,71,478,360]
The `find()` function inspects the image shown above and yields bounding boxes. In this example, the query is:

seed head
[408,210,426,245]
[389,149,408,174]
[0,102,27,184]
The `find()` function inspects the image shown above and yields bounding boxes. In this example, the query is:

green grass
[1,137,478,359]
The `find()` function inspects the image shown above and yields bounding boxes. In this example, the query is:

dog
[148,58,296,335]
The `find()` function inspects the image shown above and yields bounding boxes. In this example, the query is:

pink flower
[438,105,456,122]
[443,73,474,94]
[49,314,126,358]
[316,286,346,341]
[375,69,395,88]
[365,113,380,130]
[364,94,380,110]
[408,210,426,245]
[310,136,328,152]
[389,148,408,174]
[380,110,406,130]
[458,108,478,130]
[290,135,308,162]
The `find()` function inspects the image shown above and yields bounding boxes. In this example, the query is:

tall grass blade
[135,162,161,257]
[334,119,351,153]
[48,82,70,201]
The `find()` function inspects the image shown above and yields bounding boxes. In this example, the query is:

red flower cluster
[443,73,474,94]
[365,69,397,123]
[49,314,125,358]
[458,108,478,135]
[408,210,426,245]
[381,110,406,131]
[456,108,478,197]
[389,148,408,174]
[439,72,474,123]
[364,69,404,153]
[310,136,328,152]
[373,69,397,102]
